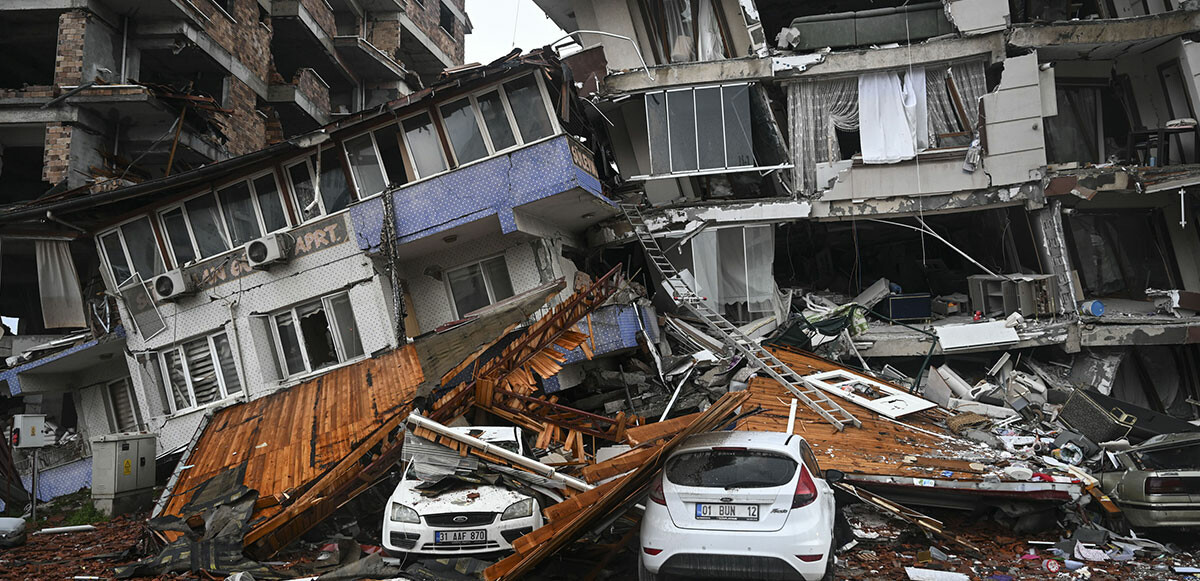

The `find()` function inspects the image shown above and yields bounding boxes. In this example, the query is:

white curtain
[904,67,929,151]
[788,78,859,194]
[696,0,726,61]
[664,0,696,63]
[859,71,916,164]
[691,230,720,312]
[926,66,961,146]
[35,239,87,329]
[743,226,775,317]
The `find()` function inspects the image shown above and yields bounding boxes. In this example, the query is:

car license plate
[695,503,759,521]
[434,529,487,544]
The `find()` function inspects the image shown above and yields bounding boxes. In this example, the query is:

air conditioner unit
[246,232,294,270]
[151,269,194,302]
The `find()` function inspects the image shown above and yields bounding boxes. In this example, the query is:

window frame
[154,331,242,415]
[157,191,234,266]
[97,215,165,285]
[283,147,358,224]
[104,377,144,433]
[439,1,455,35]
[443,254,515,319]
[398,108,451,180]
[267,291,364,379]
[646,82,755,176]
[342,129,396,200]
[216,169,292,244]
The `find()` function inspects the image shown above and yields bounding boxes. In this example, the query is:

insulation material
[35,240,87,329]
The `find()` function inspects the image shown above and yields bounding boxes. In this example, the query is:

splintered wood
[483,390,753,581]
[430,265,643,446]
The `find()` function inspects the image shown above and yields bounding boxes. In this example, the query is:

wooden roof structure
[157,346,423,554]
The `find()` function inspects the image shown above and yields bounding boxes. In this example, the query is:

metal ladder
[621,203,861,431]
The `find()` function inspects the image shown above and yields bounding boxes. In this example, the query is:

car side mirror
[824,469,844,484]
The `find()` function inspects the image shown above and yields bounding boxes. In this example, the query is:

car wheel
[638,553,658,581]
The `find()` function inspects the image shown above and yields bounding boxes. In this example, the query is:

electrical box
[91,432,156,516]
[12,414,48,448]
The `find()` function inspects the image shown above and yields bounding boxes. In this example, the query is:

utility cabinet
[91,433,156,516]
[11,414,48,448]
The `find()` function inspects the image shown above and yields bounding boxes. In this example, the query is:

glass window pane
[274,312,306,376]
[646,92,671,176]
[440,98,490,164]
[253,174,288,233]
[317,148,353,214]
[211,333,242,394]
[667,90,698,172]
[345,133,389,198]
[297,301,338,370]
[161,208,197,266]
[696,87,724,170]
[448,263,489,316]
[218,181,262,247]
[101,232,132,284]
[288,162,321,222]
[478,91,518,150]
[373,125,408,187]
[161,349,194,410]
[482,256,514,302]
[403,112,448,178]
[328,293,363,360]
[184,337,220,405]
[504,76,554,142]
[665,450,797,488]
[184,194,230,258]
[108,379,138,432]
[122,218,165,278]
[723,85,755,167]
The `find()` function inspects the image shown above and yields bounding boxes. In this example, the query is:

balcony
[350,134,617,259]
[268,68,332,132]
[270,0,356,88]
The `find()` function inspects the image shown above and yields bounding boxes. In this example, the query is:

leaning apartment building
[4,0,1200,508]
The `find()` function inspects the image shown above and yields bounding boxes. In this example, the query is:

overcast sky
[463,0,567,64]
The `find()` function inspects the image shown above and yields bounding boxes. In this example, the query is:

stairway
[621,203,861,431]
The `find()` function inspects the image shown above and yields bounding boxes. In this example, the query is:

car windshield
[665,449,797,489]
[1134,444,1200,471]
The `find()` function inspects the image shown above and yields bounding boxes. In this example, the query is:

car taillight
[649,474,666,505]
[1146,476,1187,495]
[796,554,825,562]
[792,465,817,509]
[643,547,663,555]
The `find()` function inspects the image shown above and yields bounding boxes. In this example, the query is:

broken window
[671,225,776,324]
[639,0,729,64]
[503,75,556,144]
[269,291,364,378]
[344,132,392,199]
[1044,84,1133,165]
[105,378,143,433]
[285,149,355,222]
[446,255,515,318]
[646,83,755,177]
[402,111,449,179]
[98,217,165,285]
[159,172,289,266]
[440,97,490,165]
[155,331,242,415]
[439,1,455,35]
[1064,210,1179,300]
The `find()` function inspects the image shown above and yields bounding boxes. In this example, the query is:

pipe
[548,30,655,81]
[46,211,87,233]
[406,413,593,492]
[659,367,695,423]
[119,15,128,82]
[34,524,96,535]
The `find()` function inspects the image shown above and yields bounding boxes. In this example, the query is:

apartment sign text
[184,213,350,291]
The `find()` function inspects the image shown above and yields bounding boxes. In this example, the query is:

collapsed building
[1,0,1200,578]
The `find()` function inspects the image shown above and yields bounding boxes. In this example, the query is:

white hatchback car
[382,426,546,557]
[640,431,841,581]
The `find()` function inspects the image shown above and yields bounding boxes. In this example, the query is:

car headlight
[389,503,420,524]
[501,498,535,521]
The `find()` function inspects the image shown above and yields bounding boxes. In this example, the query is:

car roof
[1129,431,1200,453]
[674,430,799,453]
